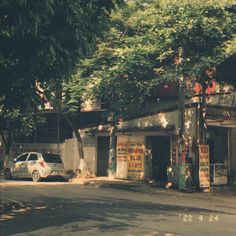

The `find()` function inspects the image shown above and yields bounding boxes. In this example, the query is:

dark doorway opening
[146,136,170,182]
[97,136,110,176]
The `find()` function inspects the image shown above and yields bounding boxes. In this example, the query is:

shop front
[115,134,172,182]
[81,105,197,186]
[207,126,235,186]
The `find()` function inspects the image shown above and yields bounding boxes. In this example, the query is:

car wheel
[32,170,41,182]
[4,169,12,180]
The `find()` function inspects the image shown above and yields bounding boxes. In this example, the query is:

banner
[116,142,145,180]
[117,142,128,162]
[199,145,210,188]
[214,164,227,185]
[171,135,178,166]
[127,143,145,180]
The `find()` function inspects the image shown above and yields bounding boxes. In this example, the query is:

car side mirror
[13,158,17,163]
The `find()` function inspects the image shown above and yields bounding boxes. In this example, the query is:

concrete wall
[118,109,179,134]
[62,135,97,174]
[62,138,79,172]
[81,133,97,175]
[118,107,197,163]
[118,107,196,140]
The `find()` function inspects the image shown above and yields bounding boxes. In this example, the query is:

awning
[206,106,236,128]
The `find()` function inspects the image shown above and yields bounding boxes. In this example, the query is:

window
[28,154,38,161]
[42,154,62,163]
[17,154,28,162]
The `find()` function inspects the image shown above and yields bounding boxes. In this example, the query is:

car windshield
[42,154,62,163]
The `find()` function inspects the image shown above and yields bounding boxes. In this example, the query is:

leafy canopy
[0,0,123,134]
[71,0,236,119]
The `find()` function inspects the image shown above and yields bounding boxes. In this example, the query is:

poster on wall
[127,143,145,180]
[116,142,145,180]
[199,144,210,188]
[117,142,129,162]
[171,135,178,166]
[214,164,228,185]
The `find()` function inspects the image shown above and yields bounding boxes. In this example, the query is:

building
[78,85,236,188]
[5,82,236,188]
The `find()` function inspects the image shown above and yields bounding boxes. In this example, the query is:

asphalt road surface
[1,179,236,236]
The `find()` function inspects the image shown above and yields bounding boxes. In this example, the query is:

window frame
[17,153,29,162]
[28,153,38,161]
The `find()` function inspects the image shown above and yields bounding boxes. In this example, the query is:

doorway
[146,136,170,182]
[97,136,110,176]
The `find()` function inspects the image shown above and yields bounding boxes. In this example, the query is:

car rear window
[42,154,62,163]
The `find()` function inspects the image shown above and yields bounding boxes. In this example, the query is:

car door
[13,153,29,177]
[27,153,39,177]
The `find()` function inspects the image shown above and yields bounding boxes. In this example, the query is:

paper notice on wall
[171,135,178,166]
[214,164,228,185]
[199,144,210,188]
[116,142,145,180]
[127,143,145,180]
[117,142,129,162]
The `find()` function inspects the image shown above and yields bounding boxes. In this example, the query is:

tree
[0,0,123,167]
[76,0,236,118]
[73,0,236,178]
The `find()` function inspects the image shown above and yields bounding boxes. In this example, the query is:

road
[1,179,236,236]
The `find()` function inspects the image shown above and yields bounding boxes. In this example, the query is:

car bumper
[41,170,66,178]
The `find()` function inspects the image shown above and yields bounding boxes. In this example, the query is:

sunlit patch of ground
[0,176,131,187]
[0,179,69,187]
[0,214,15,221]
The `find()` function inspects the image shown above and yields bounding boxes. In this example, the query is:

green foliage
[0,107,46,136]
[72,0,236,119]
[0,0,123,134]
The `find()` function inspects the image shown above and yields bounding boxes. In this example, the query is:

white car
[4,152,66,182]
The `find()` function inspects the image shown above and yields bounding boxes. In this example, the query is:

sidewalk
[69,176,134,186]
[70,176,236,196]
[211,185,236,196]
[1,174,236,196]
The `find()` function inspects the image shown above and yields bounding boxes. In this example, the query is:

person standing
[145,149,153,182]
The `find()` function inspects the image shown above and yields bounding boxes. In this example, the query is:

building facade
[79,91,236,188]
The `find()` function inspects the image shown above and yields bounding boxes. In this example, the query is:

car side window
[17,154,28,162]
[28,154,38,161]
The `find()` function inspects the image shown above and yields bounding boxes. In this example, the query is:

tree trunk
[108,122,117,178]
[179,78,185,139]
[199,84,207,144]
[0,130,13,167]
[195,102,201,190]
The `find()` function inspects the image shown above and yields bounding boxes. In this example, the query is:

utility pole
[198,71,211,192]
[177,47,187,191]
[108,112,117,178]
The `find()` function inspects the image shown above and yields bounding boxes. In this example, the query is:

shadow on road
[1,192,235,235]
